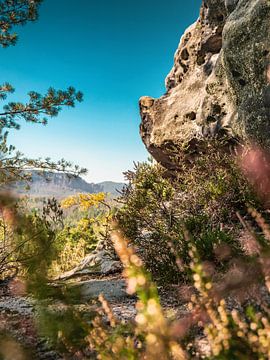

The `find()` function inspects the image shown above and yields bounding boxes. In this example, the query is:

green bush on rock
[118,144,260,283]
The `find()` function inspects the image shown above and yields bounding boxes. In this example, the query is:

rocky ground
[0,270,191,360]
[0,246,212,359]
[0,293,61,359]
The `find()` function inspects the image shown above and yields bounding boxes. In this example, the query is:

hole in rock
[197,55,206,66]
[206,115,216,123]
[186,112,197,121]
[179,60,189,73]
[181,48,189,61]
[217,14,224,22]
[212,104,222,115]
[238,78,246,86]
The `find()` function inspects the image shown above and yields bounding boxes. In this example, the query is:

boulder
[55,249,122,281]
[73,279,127,301]
[139,0,270,169]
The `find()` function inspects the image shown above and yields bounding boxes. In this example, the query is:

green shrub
[117,145,260,283]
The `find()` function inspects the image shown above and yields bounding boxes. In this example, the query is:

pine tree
[0,0,86,185]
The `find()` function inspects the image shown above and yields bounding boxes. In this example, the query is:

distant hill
[12,171,125,198]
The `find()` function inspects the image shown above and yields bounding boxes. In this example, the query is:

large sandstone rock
[139,0,270,169]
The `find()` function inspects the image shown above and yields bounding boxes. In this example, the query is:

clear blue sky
[4,0,201,183]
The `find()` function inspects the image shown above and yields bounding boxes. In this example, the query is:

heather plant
[87,224,186,360]
[85,218,270,360]
[118,161,181,282]
[117,144,258,282]
[179,239,270,359]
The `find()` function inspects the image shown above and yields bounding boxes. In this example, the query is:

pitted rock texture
[139,0,270,169]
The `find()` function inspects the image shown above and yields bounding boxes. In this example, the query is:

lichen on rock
[139,0,270,169]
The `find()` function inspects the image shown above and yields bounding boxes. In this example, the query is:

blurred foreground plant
[87,217,270,359]
[1,148,270,359]
[87,222,186,360]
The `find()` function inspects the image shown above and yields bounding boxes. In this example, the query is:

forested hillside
[12,171,124,198]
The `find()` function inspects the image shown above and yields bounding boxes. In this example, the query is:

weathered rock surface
[72,278,127,302]
[55,248,122,281]
[139,0,270,169]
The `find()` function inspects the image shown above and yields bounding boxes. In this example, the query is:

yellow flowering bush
[61,192,106,210]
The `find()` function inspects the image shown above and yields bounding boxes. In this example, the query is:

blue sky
[4,0,201,182]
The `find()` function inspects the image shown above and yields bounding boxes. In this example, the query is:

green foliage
[57,218,97,252]
[184,215,242,264]
[0,0,86,187]
[47,195,116,275]
[13,198,63,297]
[0,84,86,185]
[0,86,83,130]
[118,147,259,283]
[0,0,42,47]
[0,196,95,354]
[51,218,98,273]
[3,190,270,359]
[0,82,14,100]
[118,162,180,282]
[37,306,91,353]
[0,195,61,282]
